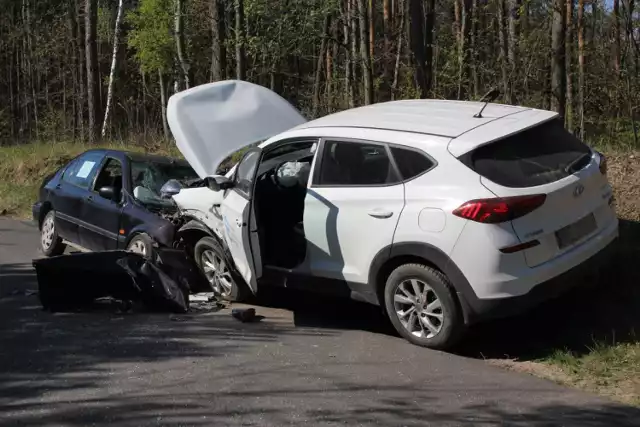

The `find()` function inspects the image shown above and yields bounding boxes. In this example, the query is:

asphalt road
[1,218,639,426]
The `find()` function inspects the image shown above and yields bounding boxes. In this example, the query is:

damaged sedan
[33,150,200,257]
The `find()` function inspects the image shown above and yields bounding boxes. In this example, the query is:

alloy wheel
[393,279,444,339]
[201,249,233,297]
[41,215,55,250]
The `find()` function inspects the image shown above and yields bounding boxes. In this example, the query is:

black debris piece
[231,308,256,323]
[32,250,193,314]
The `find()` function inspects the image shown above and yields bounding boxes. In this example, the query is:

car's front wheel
[40,210,66,257]
[384,263,465,350]
[194,236,248,301]
[126,233,154,258]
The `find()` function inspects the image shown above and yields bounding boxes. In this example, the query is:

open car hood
[167,80,307,178]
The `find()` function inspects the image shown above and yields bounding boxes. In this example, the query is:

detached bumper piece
[32,249,201,314]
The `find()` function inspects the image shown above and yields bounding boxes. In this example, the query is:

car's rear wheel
[384,263,465,350]
[40,210,66,257]
[126,233,154,258]
[194,236,247,302]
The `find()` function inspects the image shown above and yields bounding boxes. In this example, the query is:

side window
[390,147,435,181]
[62,152,104,189]
[93,158,123,198]
[318,140,398,186]
[233,149,261,197]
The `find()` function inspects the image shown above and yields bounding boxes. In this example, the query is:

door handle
[368,209,393,219]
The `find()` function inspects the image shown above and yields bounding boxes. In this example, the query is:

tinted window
[462,119,592,188]
[391,147,435,180]
[93,158,123,200]
[62,151,104,189]
[318,141,398,186]
[234,150,261,196]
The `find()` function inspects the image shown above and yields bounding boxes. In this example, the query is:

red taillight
[597,152,607,175]
[452,194,547,223]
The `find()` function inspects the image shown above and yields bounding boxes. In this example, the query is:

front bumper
[461,236,617,323]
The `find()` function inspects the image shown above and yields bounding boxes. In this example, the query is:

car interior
[93,159,123,202]
[253,141,315,269]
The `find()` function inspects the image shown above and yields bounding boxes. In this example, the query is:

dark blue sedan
[33,149,199,257]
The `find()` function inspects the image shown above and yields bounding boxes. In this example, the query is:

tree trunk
[507,0,519,104]
[408,0,427,98]
[343,0,354,107]
[424,0,435,94]
[391,0,405,99]
[498,0,509,102]
[85,0,100,142]
[159,70,169,139]
[312,15,330,117]
[235,0,246,80]
[359,0,373,104]
[551,0,566,118]
[613,0,621,75]
[470,0,479,98]
[175,0,190,89]
[382,0,391,100]
[578,0,585,139]
[350,0,359,104]
[75,0,85,140]
[369,0,374,62]
[210,0,226,81]
[101,0,125,138]
[565,0,573,131]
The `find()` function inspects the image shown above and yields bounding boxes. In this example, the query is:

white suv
[168,81,618,349]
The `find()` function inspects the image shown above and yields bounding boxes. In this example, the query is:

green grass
[0,140,179,217]
[544,340,640,406]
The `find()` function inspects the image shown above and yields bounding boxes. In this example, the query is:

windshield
[130,160,199,205]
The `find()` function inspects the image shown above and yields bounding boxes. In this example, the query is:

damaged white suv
[168,80,618,349]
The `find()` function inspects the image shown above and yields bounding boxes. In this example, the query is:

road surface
[0,218,638,426]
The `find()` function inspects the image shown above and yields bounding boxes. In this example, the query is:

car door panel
[220,148,262,293]
[79,157,123,251]
[303,138,405,285]
[304,185,404,284]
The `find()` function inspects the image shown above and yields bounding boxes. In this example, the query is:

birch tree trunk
[175,0,190,89]
[101,0,125,138]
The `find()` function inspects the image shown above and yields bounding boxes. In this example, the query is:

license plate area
[555,213,597,249]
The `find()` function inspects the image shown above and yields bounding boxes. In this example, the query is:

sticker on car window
[76,161,96,179]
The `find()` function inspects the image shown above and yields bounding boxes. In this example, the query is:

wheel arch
[369,242,476,323]
[38,201,54,229]
[176,219,225,256]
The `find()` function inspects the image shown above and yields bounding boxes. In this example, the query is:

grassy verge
[0,141,179,217]
[1,142,639,405]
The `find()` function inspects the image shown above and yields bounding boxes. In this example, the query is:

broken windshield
[131,160,199,206]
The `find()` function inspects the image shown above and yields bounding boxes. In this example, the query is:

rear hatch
[459,118,615,267]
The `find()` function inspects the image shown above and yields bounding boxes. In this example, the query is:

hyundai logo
[573,184,585,197]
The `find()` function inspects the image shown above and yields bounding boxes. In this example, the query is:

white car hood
[167,80,307,178]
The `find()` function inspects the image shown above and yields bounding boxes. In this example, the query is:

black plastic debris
[32,249,193,314]
[231,308,256,323]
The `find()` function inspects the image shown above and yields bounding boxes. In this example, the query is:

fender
[369,242,480,324]
[178,219,215,236]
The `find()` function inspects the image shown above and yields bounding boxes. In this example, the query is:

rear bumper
[463,236,616,322]
[32,202,43,227]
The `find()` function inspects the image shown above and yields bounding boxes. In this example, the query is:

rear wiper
[564,152,592,174]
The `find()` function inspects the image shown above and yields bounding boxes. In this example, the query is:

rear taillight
[597,151,607,175]
[452,194,547,223]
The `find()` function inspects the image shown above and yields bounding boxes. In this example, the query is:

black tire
[126,233,154,259]
[194,236,248,302]
[384,263,465,350]
[40,210,66,257]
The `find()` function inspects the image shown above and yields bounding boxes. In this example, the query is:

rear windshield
[460,119,592,188]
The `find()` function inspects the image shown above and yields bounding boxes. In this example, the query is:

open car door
[219,148,262,294]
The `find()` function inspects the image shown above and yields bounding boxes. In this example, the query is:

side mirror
[98,186,118,201]
[205,175,234,192]
[160,179,183,198]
